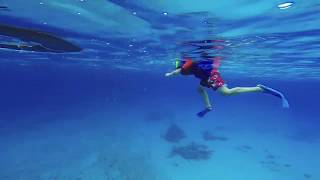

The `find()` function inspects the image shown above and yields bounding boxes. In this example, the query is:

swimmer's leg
[217,85,263,96]
[198,85,212,108]
[197,85,212,117]
[217,85,289,108]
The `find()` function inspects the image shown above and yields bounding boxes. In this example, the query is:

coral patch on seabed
[290,129,320,143]
[163,124,186,143]
[202,131,228,141]
[259,151,293,173]
[235,145,252,153]
[144,110,176,122]
[171,142,213,160]
[259,160,281,172]
[266,154,276,160]
[81,150,166,180]
[304,173,312,179]
[284,164,291,168]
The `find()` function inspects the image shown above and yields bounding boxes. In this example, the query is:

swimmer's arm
[165,68,181,77]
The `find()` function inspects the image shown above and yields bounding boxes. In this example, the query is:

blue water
[0,1,320,180]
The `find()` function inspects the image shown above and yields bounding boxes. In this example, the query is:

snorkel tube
[175,58,181,69]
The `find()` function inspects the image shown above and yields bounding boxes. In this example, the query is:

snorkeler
[165,57,289,117]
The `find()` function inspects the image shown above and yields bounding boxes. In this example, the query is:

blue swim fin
[257,84,289,108]
[197,107,212,117]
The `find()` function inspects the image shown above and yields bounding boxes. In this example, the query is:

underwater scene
[0,0,319,180]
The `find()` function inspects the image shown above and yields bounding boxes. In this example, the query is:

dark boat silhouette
[0,23,82,53]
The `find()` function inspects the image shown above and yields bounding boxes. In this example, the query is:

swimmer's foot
[197,107,212,118]
[257,84,290,108]
[257,84,282,98]
[257,84,283,98]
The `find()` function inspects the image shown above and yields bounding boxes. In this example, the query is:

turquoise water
[0,1,319,180]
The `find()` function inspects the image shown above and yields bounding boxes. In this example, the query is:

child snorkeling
[165,57,289,117]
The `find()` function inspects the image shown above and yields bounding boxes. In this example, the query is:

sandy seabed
[1,108,319,180]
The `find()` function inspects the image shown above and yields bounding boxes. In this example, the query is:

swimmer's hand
[165,68,181,77]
